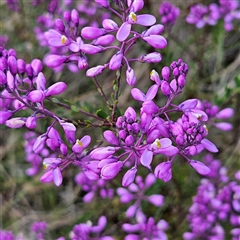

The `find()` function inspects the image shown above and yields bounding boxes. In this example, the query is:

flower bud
[78,57,88,70]
[26,64,34,79]
[103,130,119,145]
[154,162,172,182]
[216,108,234,119]
[80,44,103,54]
[45,55,67,68]
[142,35,167,49]
[27,90,45,102]
[5,117,25,128]
[102,19,118,30]
[161,81,171,96]
[90,147,117,160]
[101,161,123,180]
[81,27,106,40]
[45,82,67,96]
[140,52,162,63]
[63,11,71,22]
[8,56,17,75]
[189,160,211,176]
[129,0,144,12]
[122,167,137,187]
[31,59,42,75]
[109,52,123,70]
[93,34,115,46]
[161,66,170,81]
[125,135,134,146]
[141,100,159,114]
[71,9,79,25]
[26,116,37,129]
[60,122,76,144]
[55,19,65,32]
[150,69,161,84]
[17,59,26,74]
[126,68,136,86]
[36,72,46,91]
[86,65,106,77]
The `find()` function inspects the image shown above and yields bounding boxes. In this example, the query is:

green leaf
[51,98,59,103]
[96,109,108,119]
[71,105,79,112]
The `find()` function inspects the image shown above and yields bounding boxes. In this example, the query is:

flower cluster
[117,173,164,217]
[186,0,240,31]
[183,154,240,240]
[43,0,167,84]
[159,1,180,28]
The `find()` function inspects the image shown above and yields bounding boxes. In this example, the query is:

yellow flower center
[76,139,83,147]
[153,139,161,148]
[129,12,137,22]
[61,35,67,45]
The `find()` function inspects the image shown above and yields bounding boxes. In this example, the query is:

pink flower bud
[45,82,67,96]
[150,69,161,84]
[0,111,13,124]
[78,57,88,70]
[17,59,26,74]
[95,0,110,8]
[161,66,170,81]
[45,55,67,68]
[122,167,137,187]
[140,52,162,63]
[81,27,106,40]
[55,19,65,32]
[5,117,25,128]
[33,134,47,153]
[60,143,68,155]
[179,99,198,110]
[101,161,123,180]
[142,35,167,49]
[109,52,123,70]
[36,72,46,91]
[31,59,42,75]
[189,160,211,176]
[177,74,185,88]
[80,44,103,54]
[8,55,17,75]
[90,147,117,160]
[126,68,136,86]
[129,0,144,12]
[26,116,37,129]
[154,162,172,182]
[216,108,234,119]
[86,65,106,77]
[201,138,218,153]
[214,122,233,131]
[102,19,118,30]
[103,130,119,145]
[161,81,171,96]
[64,11,71,22]
[71,9,79,24]
[93,34,115,46]
[27,90,45,102]
[60,122,76,144]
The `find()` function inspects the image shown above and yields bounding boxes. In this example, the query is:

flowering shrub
[1,0,239,239]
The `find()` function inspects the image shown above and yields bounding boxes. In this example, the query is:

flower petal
[116,22,131,42]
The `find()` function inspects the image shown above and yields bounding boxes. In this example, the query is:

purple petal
[201,138,218,152]
[148,194,164,207]
[216,108,234,119]
[136,14,156,26]
[140,149,153,168]
[179,99,198,110]
[116,22,131,42]
[53,167,62,186]
[131,88,145,101]
[146,84,159,100]
[143,35,167,49]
